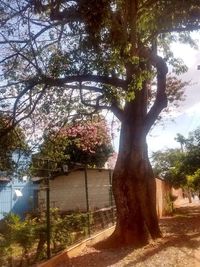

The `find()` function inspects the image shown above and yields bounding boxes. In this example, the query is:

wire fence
[36,168,116,257]
[0,168,180,265]
[0,168,117,265]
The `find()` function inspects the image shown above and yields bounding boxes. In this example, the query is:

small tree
[152,148,186,187]
[0,115,28,175]
[37,117,113,168]
[175,133,186,152]
[189,169,200,192]
[153,127,200,202]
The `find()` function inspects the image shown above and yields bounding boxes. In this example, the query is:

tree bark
[97,95,161,248]
[111,136,161,247]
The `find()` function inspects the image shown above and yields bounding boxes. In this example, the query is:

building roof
[0,176,10,182]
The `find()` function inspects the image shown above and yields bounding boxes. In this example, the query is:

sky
[148,34,200,154]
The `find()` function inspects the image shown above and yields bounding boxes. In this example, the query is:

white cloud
[184,101,200,116]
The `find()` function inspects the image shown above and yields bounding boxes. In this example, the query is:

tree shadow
[124,232,200,267]
[68,247,133,267]
[67,205,200,267]
[123,205,200,266]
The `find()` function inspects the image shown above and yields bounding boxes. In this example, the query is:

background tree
[153,127,200,201]
[152,148,186,188]
[179,128,200,177]
[178,128,200,200]
[0,0,200,247]
[175,133,186,152]
[36,117,113,168]
[0,114,28,175]
[188,169,200,193]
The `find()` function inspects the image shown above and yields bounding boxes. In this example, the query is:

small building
[37,168,113,212]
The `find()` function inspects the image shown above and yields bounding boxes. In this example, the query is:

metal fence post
[10,182,13,211]
[109,169,115,224]
[46,175,51,259]
[109,169,113,207]
[84,165,90,236]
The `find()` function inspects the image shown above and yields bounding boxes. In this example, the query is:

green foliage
[4,213,37,253]
[0,210,89,263]
[0,233,13,267]
[0,115,28,173]
[36,209,89,252]
[178,128,200,178]
[153,127,200,190]
[152,148,186,187]
[164,192,177,215]
[186,169,200,191]
[48,50,70,78]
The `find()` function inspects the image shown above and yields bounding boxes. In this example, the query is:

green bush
[50,209,89,251]
[0,210,89,264]
[164,192,177,215]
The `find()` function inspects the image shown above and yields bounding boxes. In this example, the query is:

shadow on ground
[68,204,200,267]
[69,247,133,267]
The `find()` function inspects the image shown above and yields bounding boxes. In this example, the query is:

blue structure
[0,179,39,220]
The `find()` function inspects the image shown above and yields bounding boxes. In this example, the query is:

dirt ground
[68,200,200,267]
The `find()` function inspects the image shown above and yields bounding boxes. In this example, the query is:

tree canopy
[36,117,113,168]
[152,127,200,190]
[0,0,197,136]
[0,114,27,174]
[152,148,186,187]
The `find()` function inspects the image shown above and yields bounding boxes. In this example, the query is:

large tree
[0,0,200,247]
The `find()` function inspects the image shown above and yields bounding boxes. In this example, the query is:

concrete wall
[156,177,171,217]
[38,171,182,217]
[156,178,183,217]
[38,169,112,212]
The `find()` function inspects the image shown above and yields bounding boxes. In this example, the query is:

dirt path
[68,202,200,267]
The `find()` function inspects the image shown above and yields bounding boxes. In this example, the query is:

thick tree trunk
[97,99,161,248]
[111,134,161,247]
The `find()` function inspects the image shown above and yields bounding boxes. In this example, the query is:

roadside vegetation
[0,209,88,266]
[152,127,200,201]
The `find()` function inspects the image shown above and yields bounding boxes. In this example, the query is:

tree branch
[144,54,168,133]
[79,83,109,110]
[110,103,124,122]
[13,77,40,122]
[40,74,127,88]
[13,85,46,126]
[0,84,47,139]
[63,84,103,93]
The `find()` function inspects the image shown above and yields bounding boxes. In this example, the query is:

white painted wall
[38,169,113,212]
